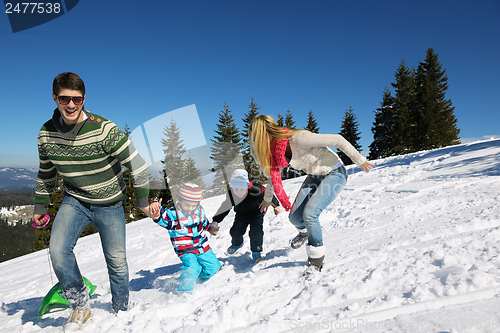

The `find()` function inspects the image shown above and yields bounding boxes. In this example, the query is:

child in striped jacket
[149,183,221,293]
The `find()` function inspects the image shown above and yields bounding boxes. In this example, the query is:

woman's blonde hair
[249,115,303,177]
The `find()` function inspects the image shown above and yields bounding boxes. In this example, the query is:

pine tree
[148,170,165,202]
[281,110,301,179]
[242,98,260,177]
[241,98,266,183]
[284,109,296,129]
[304,110,320,133]
[338,107,362,165]
[183,153,206,190]
[414,48,460,150]
[121,125,147,221]
[123,168,146,222]
[0,217,34,262]
[391,59,417,155]
[368,87,396,160]
[156,168,173,208]
[277,113,284,127]
[210,102,244,195]
[161,116,187,201]
[369,49,460,158]
[123,124,132,138]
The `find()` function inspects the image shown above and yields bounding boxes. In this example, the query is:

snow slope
[1,138,500,333]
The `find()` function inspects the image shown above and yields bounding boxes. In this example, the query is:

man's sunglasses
[57,96,84,105]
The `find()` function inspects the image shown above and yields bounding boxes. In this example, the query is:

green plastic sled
[38,277,97,316]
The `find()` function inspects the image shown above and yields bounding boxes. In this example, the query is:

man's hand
[141,198,162,219]
[273,206,281,215]
[33,214,49,226]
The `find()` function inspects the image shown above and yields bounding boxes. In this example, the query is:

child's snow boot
[227,243,243,255]
[291,230,308,249]
[252,252,264,263]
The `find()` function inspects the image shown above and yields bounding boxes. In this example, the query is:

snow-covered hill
[0,206,34,225]
[1,139,500,333]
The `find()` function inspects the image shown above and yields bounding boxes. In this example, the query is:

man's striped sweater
[34,109,149,214]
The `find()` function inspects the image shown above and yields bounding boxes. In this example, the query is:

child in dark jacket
[211,169,280,263]
[149,183,221,293]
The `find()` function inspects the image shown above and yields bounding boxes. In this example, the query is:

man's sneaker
[227,243,243,254]
[64,303,91,331]
[252,252,264,263]
[291,232,308,249]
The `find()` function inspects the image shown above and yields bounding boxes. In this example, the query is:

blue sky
[1,0,499,169]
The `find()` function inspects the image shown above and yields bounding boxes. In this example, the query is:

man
[33,72,153,330]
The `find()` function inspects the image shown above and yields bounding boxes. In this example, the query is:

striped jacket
[153,203,211,257]
[34,109,149,214]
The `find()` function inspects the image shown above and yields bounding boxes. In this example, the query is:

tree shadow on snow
[263,260,307,270]
[218,254,257,274]
[218,248,305,273]
[262,248,308,270]
[129,263,182,292]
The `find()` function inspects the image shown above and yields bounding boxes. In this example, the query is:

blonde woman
[249,115,373,275]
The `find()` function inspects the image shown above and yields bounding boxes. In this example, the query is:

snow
[0,207,18,217]
[1,206,33,225]
[1,139,500,333]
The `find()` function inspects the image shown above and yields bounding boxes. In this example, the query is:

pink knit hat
[179,183,202,202]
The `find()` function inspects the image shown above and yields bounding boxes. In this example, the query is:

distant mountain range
[0,168,37,193]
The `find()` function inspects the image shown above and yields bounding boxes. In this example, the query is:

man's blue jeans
[49,195,129,312]
[288,166,348,247]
